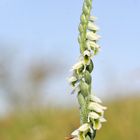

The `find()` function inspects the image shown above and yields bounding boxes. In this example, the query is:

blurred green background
[0,98,140,140]
[0,0,140,140]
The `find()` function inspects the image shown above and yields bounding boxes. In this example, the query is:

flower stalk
[68,0,107,140]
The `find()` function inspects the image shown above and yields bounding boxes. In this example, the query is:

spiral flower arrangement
[67,0,107,140]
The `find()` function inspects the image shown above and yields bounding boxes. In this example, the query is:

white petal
[68,76,77,83]
[88,22,99,31]
[86,41,91,50]
[72,61,84,70]
[71,129,79,136]
[88,112,100,120]
[88,102,104,114]
[78,123,90,132]
[89,102,107,110]
[83,50,91,57]
[86,32,101,41]
[89,94,102,103]
[100,117,107,122]
[89,16,97,22]
[88,41,100,50]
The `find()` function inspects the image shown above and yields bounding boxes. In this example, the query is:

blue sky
[0,0,140,107]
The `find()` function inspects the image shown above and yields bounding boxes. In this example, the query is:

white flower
[83,50,90,57]
[71,123,90,136]
[100,117,107,122]
[88,112,100,120]
[78,123,90,132]
[87,40,100,50]
[89,16,97,22]
[68,76,77,83]
[71,123,90,139]
[83,50,91,64]
[92,117,106,130]
[88,102,107,115]
[93,119,102,130]
[86,32,101,41]
[89,94,102,103]
[88,22,99,31]
[89,102,107,111]
[72,61,84,70]
[71,129,79,137]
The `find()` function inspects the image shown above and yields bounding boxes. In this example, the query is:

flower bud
[83,3,89,14]
[80,14,86,23]
[86,0,92,6]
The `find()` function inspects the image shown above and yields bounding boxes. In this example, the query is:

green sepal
[86,60,94,73]
[77,65,85,75]
[81,14,86,23]
[84,70,92,84]
[71,80,78,87]
[79,81,90,97]
[79,24,84,33]
[77,93,87,124]
[86,0,92,7]
[79,132,85,140]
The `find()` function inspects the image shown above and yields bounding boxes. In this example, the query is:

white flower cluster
[68,15,100,94]
[68,1,107,139]
[71,95,107,140]
[88,95,107,130]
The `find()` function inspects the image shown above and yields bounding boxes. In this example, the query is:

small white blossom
[83,50,91,64]
[78,123,90,132]
[72,61,84,70]
[100,117,107,122]
[71,123,91,140]
[88,103,104,114]
[89,94,102,103]
[93,120,102,130]
[88,22,99,31]
[86,32,101,41]
[88,112,100,121]
[71,129,79,137]
[89,16,97,22]
[88,106,103,115]
[88,41,100,50]
[83,50,90,57]
[89,102,107,111]
[68,76,77,83]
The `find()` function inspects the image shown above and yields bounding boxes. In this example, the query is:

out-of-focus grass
[0,97,140,140]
